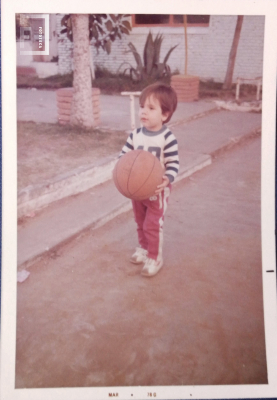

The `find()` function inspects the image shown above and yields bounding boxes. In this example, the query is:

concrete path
[17,88,216,130]
[17,89,58,124]
[17,93,218,219]
[17,105,261,268]
[16,135,266,388]
[15,89,265,390]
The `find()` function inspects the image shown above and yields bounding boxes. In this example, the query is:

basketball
[113,150,164,200]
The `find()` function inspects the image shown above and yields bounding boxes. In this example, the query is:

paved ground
[16,89,262,269]
[17,88,217,130]
[15,88,266,390]
[15,135,267,388]
[17,108,261,267]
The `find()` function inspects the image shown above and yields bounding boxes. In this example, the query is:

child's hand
[155,175,170,194]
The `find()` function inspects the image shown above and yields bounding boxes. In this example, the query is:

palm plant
[122,31,178,82]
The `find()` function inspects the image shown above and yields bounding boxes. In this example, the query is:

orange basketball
[113,150,164,200]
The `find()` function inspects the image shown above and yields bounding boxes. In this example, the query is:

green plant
[122,32,178,82]
[60,14,131,54]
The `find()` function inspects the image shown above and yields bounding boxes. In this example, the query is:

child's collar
[141,125,167,136]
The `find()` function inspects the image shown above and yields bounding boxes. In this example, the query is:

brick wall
[57,15,265,82]
[57,14,73,74]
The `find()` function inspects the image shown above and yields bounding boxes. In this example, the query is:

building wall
[57,15,265,82]
[57,14,73,74]
[186,15,264,81]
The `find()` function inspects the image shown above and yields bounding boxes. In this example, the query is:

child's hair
[139,82,178,123]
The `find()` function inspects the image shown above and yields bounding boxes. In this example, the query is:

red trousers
[131,185,171,261]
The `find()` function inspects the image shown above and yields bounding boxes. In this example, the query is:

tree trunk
[223,16,244,90]
[70,14,94,128]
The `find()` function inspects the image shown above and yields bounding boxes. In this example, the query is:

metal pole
[184,15,188,75]
[121,91,141,131]
[236,78,240,101]
[130,95,135,130]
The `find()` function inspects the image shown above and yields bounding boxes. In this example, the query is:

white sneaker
[130,247,148,264]
[141,257,163,277]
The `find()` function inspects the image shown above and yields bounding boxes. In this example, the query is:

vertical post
[257,79,261,101]
[236,78,240,100]
[130,95,135,130]
[89,45,95,80]
[223,16,244,90]
[183,15,188,75]
[121,91,141,130]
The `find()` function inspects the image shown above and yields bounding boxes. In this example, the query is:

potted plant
[122,31,178,82]
[56,14,131,127]
[170,15,200,102]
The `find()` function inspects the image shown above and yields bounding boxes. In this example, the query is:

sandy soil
[17,121,127,190]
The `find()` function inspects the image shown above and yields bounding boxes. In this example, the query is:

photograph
[1,0,277,399]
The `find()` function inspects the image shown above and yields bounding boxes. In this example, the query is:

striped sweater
[120,125,179,183]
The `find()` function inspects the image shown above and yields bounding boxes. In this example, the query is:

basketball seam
[124,151,142,197]
[129,154,157,197]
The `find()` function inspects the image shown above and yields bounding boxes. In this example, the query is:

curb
[210,127,261,158]
[20,200,134,271]
[17,106,219,218]
[175,154,211,184]
[18,154,118,218]
[18,154,212,270]
[18,127,261,269]
[168,105,220,129]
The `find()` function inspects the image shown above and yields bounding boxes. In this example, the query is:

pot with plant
[121,31,178,83]
[57,14,132,127]
[170,15,200,102]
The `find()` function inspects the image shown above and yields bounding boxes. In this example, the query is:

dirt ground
[17,121,127,190]
[17,83,261,192]
[16,136,267,388]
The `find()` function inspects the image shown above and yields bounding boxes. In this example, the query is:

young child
[120,82,179,277]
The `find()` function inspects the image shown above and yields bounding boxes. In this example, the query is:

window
[132,14,210,27]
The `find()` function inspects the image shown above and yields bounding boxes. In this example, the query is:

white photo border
[1,0,277,399]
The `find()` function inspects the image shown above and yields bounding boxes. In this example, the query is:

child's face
[139,95,169,131]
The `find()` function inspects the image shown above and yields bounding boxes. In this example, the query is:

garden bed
[17,69,261,101]
[17,121,127,190]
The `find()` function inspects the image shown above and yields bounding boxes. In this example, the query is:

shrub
[121,31,178,82]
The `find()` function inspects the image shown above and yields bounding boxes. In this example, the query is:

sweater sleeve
[163,131,179,183]
[119,131,134,158]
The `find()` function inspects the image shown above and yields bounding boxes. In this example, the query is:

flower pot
[171,74,199,102]
[56,87,101,126]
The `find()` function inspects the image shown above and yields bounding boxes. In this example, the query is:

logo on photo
[18,13,49,56]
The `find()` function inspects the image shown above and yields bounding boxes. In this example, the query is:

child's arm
[119,131,134,158]
[155,175,170,194]
[155,131,179,193]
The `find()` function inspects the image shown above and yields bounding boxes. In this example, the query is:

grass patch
[17,73,74,89]
[18,120,117,138]
[17,68,262,101]
[93,66,171,94]
[199,80,262,100]
[17,69,170,93]
[94,75,171,94]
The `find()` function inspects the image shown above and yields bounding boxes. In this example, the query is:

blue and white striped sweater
[120,125,179,183]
